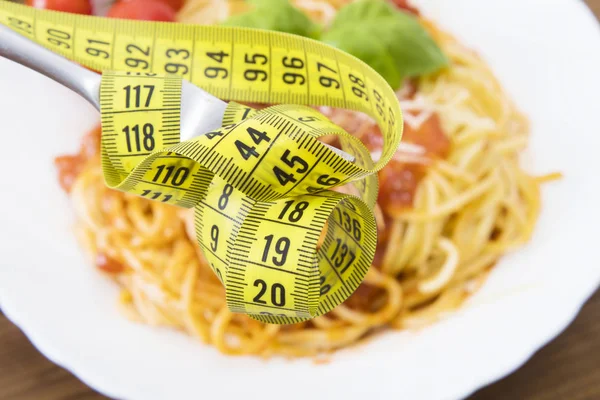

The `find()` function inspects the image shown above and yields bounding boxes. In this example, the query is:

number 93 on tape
[0,1,403,324]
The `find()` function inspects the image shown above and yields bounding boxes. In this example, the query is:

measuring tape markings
[94,72,379,323]
[0,2,401,324]
[193,102,378,323]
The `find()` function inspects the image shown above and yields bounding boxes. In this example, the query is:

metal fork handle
[0,23,101,109]
[0,23,355,162]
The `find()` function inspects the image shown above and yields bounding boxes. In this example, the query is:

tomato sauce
[402,114,450,159]
[55,126,101,192]
[357,113,450,215]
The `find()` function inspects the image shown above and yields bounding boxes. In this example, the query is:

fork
[0,23,353,160]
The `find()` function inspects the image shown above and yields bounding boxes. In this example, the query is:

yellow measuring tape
[0,2,403,324]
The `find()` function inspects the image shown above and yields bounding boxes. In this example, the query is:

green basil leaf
[322,25,402,88]
[322,0,448,88]
[222,0,320,39]
[329,0,397,31]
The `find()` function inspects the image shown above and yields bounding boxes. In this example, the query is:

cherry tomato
[158,0,185,11]
[26,0,92,15]
[107,0,176,22]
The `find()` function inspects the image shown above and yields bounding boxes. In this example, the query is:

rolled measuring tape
[0,1,403,324]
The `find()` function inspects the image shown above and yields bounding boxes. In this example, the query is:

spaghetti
[58,1,552,356]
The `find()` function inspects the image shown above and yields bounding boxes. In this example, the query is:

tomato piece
[376,114,449,214]
[54,126,101,192]
[157,0,185,11]
[402,114,450,159]
[389,0,420,15]
[26,0,92,15]
[96,253,125,274]
[107,0,176,22]
[55,154,84,193]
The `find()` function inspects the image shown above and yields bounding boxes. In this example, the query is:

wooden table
[2,2,600,399]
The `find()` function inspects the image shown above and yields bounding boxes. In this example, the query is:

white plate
[1,0,599,399]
